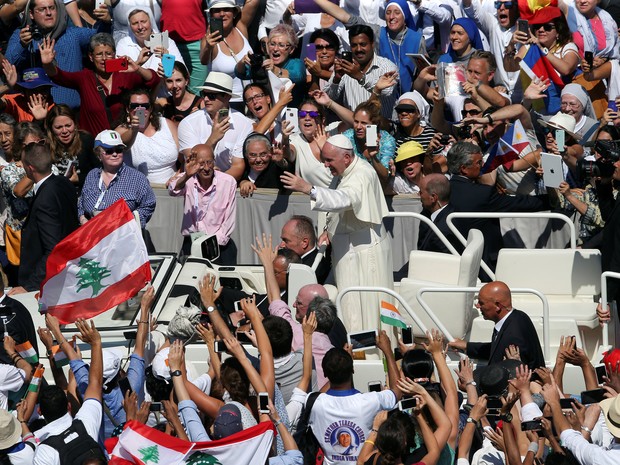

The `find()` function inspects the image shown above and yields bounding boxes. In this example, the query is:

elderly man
[417,173,459,255]
[280,215,331,284]
[168,143,237,264]
[448,281,545,369]
[178,72,254,181]
[281,134,392,332]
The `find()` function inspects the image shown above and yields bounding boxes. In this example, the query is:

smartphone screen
[596,364,607,385]
[258,392,269,413]
[401,326,413,345]
[236,330,252,344]
[522,420,542,431]
[119,377,133,396]
[214,340,226,353]
[581,389,606,404]
[559,397,576,409]
[348,330,377,351]
[368,381,382,392]
[150,402,163,412]
[399,397,417,410]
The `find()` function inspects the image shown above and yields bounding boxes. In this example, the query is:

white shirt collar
[301,247,317,260]
[430,204,447,222]
[494,309,512,332]
[34,173,53,195]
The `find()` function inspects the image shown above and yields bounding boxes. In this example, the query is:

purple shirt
[269,299,333,387]
[168,170,237,245]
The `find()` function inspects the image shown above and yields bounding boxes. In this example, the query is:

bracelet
[46,349,53,356]
[370,428,378,433]
[364,440,375,446]
[58,339,68,346]
[273,420,282,428]
[11,353,22,363]
[580,425,593,434]
[138,321,149,324]
[527,442,539,454]
[19,420,27,424]
[325,100,332,109]
[487,114,494,124]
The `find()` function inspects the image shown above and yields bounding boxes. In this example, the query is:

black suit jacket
[449,176,549,274]
[466,309,545,370]
[19,175,79,291]
[302,248,331,285]
[417,205,462,254]
[0,297,39,364]
[599,182,620,302]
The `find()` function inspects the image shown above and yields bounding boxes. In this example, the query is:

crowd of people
[2,0,620,463]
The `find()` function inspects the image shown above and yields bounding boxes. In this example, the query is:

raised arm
[37,327,68,390]
[376,330,402,400]
[3,336,33,381]
[314,0,351,23]
[251,234,280,303]
[76,319,103,401]
[253,85,294,135]
[416,396,441,465]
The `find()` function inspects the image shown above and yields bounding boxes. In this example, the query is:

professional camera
[576,140,620,184]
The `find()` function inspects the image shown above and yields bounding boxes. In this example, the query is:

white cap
[94,130,126,149]
[102,348,124,387]
[326,134,353,150]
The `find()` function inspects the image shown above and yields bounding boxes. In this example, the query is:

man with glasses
[178,72,253,181]
[13,140,78,294]
[168,143,237,264]
[462,0,521,100]
[5,0,112,108]
[448,280,545,370]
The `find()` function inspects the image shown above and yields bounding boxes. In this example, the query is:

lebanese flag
[39,199,151,324]
[109,420,275,465]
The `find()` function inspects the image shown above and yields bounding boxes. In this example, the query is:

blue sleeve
[136,176,157,228]
[71,26,97,48]
[69,359,89,396]
[178,400,211,441]
[284,59,305,84]
[378,131,396,169]
[127,354,145,403]
[5,29,29,67]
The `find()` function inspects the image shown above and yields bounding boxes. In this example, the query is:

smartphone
[585,51,594,69]
[136,108,146,129]
[119,377,133,396]
[94,0,106,9]
[440,134,451,144]
[517,19,529,34]
[150,402,163,412]
[233,300,242,312]
[368,381,382,392]
[596,364,607,385]
[559,397,576,409]
[401,326,413,345]
[236,330,252,344]
[486,397,502,415]
[341,51,353,63]
[258,392,270,414]
[521,420,542,431]
[555,129,565,153]
[210,17,224,41]
[398,397,417,411]
[306,43,317,62]
[581,388,606,404]
[608,100,618,112]
[214,340,226,353]
[366,124,378,147]
[162,53,175,78]
[64,160,78,177]
[348,329,378,351]
[104,57,128,73]
[218,108,229,121]
[285,107,300,133]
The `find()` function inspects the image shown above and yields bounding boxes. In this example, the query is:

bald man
[281,135,393,332]
[448,281,545,369]
[169,143,238,263]
[417,173,460,254]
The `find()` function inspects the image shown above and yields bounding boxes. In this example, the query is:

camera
[576,140,620,183]
[456,124,472,140]
[30,24,42,41]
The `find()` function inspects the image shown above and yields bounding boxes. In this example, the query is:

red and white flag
[109,420,275,465]
[39,199,151,324]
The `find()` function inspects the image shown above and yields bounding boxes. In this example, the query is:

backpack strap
[94,73,113,127]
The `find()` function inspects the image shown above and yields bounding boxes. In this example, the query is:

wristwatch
[466,417,480,427]
[500,412,513,423]
[541,47,549,56]
[206,306,215,313]
[465,380,477,387]
[170,370,182,378]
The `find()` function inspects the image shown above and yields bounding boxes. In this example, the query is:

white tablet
[541,152,564,188]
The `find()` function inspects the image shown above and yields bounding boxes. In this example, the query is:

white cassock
[312,156,393,332]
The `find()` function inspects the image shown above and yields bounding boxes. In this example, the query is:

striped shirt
[393,125,437,152]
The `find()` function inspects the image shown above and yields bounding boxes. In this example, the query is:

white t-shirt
[0,364,25,410]
[308,389,397,465]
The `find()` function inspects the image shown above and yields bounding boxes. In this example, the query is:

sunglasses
[396,106,418,114]
[129,102,151,109]
[201,92,224,100]
[103,146,124,155]
[531,23,555,32]
[315,44,335,51]
[494,1,514,8]
[462,109,482,117]
[24,139,47,149]
[299,110,320,118]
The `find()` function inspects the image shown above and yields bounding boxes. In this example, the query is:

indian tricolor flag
[39,199,152,324]
[16,341,38,363]
[380,300,407,329]
[28,365,45,392]
[50,344,70,367]
[110,420,275,465]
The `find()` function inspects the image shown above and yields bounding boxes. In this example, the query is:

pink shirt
[572,17,607,56]
[168,170,237,245]
[269,299,333,388]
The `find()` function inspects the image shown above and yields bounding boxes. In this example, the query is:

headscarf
[398,91,430,127]
[22,0,68,41]
[446,18,484,55]
[126,8,160,45]
[385,0,416,31]
[561,83,597,119]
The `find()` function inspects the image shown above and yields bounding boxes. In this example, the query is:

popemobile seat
[397,229,484,340]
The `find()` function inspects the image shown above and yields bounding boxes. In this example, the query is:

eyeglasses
[24,139,47,149]
[462,109,482,117]
[201,91,224,100]
[315,44,335,51]
[34,5,56,13]
[531,23,555,32]
[298,110,320,118]
[561,101,581,109]
[129,102,151,109]
[247,151,271,160]
[494,1,514,8]
[245,93,266,104]
[198,159,215,167]
[95,52,115,58]
[268,42,291,50]
[103,146,124,155]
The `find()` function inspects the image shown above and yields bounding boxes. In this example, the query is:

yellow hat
[395,141,425,164]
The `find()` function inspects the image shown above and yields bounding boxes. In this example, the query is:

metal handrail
[416,286,552,362]
[600,271,620,348]
[385,211,461,256]
[446,212,578,281]
[335,286,429,335]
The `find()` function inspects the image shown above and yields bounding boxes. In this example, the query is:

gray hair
[243,133,272,158]
[308,296,336,334]
[268,24,299,48]
[90,33,116,54]
[128,8,150,21]
[447,141,481,175]
[167,304,201,341]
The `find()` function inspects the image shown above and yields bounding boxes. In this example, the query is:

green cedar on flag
[380,300,407,328]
